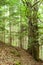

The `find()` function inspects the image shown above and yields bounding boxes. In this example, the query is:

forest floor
[0,42,43,65]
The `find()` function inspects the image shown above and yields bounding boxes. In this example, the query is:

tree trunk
[19,23,23,48]
[28,0,39,60]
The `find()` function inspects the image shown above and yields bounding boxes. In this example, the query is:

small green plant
[14,61,21,65]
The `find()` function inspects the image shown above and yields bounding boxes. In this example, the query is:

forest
[0,0,43,65]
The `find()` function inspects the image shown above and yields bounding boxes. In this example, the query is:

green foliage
[0,0,43,47]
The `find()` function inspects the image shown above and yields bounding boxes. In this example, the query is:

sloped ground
[0,42,43,65]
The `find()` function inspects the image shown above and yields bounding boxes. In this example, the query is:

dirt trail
[0,42,43,65]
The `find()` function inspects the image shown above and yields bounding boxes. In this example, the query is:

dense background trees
[0,0,43,60]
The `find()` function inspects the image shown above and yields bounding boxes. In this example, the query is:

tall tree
[28,0,39,60]
[22,0,39,60]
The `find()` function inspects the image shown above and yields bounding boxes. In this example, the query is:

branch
[32,1,40,7]
[21,0,41,8]
[21,0,32,8]
[26,2,32,8]
[25,0,32,7]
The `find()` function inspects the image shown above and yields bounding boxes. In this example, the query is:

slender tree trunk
[19,23,23,48]
[9,7,12,45]
[9,22,12,45]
